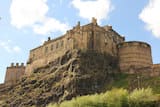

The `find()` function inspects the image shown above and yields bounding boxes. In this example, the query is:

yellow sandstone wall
[25,36,70,75]
[151,64,160,76]
[0,83,5,89]
[118,41,153,72]
[4,18,160,85]
[25,18,125,75]
[5,63,25,86]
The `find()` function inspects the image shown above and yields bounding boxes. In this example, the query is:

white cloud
[139,0,160,38]
[10,0,69,35]
[0,40,21,53]
[13,46,21,53]
[10,0,48,29]
[71,0,113,23]
[33,18,69,35]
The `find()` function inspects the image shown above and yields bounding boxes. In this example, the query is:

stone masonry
[117,41,153,72]
[4,63,25,86]
[2,17,160,86]
[25,17,125,75]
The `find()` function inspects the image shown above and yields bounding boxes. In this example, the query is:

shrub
[102,88,128,107]
[48,88,158,107]
[128,88,156,107]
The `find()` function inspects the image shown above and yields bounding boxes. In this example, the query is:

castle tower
[118,41,153,73]
[5,63,25,86]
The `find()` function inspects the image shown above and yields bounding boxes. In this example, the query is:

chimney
[21,63,24,67]
[92,17,97,25]
[107,25,112,30]
[16,63,19,67]
[76,21,80,29]
[103,25,112,31]
[11,63,14,67]
[77,21,80,26]
[48,37,51,41]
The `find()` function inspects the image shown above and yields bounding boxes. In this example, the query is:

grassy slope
[106,73,160,94]
[47,88,159,107]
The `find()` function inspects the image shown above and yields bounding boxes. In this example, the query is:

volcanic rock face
[1,49,118,107]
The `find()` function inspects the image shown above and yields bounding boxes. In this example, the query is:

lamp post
[137,75,140,89]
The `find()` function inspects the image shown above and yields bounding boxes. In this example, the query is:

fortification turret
[118,41,153,73]
[92,17,97,25]
[5,63,25,86]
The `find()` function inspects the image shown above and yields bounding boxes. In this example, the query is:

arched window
[51,44,53,51]
[56,42,58,49]
[61,40,64,47]
[45,47,48,53]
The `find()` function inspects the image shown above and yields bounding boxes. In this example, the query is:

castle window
[104,39,108,45]
[96,32,99,36]
[33,54,35,58]
[56,42,58,49]
[51,44,54,51]
[61,40,64,47]
[45,47,48,53]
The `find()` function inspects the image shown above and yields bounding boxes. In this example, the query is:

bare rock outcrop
[1,49,118,107]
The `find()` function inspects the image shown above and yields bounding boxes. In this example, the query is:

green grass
[140,76,160,93]
[111,73,129,88]
[105,73,160,94]
[47,88,159,107]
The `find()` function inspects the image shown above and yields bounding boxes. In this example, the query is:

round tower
[117,41,152,72]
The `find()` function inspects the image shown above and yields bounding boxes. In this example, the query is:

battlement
[5,63,25,85]
[151,64,160,76]
[91,17,97,25]
[118,41,151,48]
[7,63,25,68]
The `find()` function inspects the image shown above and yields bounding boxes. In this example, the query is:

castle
[2,17,160,86]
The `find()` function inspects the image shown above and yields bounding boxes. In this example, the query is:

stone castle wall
[25,18,124,75]
[0,83,5,90]
[151,64,160,76]
[5,63,25,86]
[25,36,69,75]
[3,18,160,86]
[118,41,153,72]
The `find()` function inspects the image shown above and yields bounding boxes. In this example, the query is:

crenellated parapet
[151,64,160,76]
[5,63,25,86]
[7,63,25,68]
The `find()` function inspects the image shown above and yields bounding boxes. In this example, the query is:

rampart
[5,63,25,86]
[118,41,153,72]
[151,64,160,76]
[0,83,5,90]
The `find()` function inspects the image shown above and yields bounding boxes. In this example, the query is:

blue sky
[0,0,160,83]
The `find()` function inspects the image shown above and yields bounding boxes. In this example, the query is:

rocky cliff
[0,49,118,107]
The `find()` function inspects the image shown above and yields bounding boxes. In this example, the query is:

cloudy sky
[0,0,160,83]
